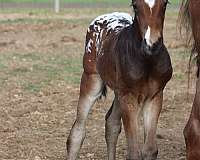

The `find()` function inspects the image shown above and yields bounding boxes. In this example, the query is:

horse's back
[85,12,133,55]
[83,12,133,74]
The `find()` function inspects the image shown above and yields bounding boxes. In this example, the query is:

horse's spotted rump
[85,12,133,54]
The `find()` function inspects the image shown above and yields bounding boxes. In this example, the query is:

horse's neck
[116,18,171,77]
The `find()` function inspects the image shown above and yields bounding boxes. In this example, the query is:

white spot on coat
[90,12,133,33]
[86,39,93,53]
[144,0,156,9]
[145,26,152,47]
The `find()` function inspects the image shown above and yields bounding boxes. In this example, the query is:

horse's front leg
[119,94,142,160]
[67,72,104,160]
[105,96,122,160]
[142,92,163,160]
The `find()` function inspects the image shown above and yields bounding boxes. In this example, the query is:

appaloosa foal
[67,0,172,159]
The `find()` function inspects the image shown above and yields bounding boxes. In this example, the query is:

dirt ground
[0,7,197,160]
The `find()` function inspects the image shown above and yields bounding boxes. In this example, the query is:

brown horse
[67,0,172,160]
[179,0,200,160]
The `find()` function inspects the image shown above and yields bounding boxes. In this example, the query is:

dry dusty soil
[0,7,197,160]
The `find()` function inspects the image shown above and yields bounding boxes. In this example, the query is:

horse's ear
[164,0,171,4]
[131,0,136,7]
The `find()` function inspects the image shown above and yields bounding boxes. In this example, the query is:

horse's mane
[131,0,136,5]
[178,0,199,77]
[130,0,136,13]
[114,22,141,59]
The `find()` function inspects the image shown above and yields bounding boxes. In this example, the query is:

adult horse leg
[184,77,200,160]
[119,94,142,160]
[142,92,163,160]
[67,72,104,160]
[105,96,122,160]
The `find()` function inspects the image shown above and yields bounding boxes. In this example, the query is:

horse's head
[132,0,169,55]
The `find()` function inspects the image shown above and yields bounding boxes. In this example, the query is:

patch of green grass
[174,72,185,80]
[12,67,30,74]
[24,82,42,92]
[172,0,181,5]
[0,17,89,26]
[0,18,51,24]
[0,0,180,5]
[13,52,41,61]
[25,55,82,92]
[0,51,82,93]
[0,8,52,14]
[0,7,131,16]
[0,62,7,69]
[0,0,129,4]
[166,9,178,17]
[0,3,179,15]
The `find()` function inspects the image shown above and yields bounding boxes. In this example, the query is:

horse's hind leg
[184,78,200,160]
[67,72,104,160]
[142,92,163,160]
[105,97,122,160]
